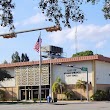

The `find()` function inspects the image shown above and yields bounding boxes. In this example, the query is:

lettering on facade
[64,69,81,77]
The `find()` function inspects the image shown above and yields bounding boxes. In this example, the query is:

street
[0,101,110,110]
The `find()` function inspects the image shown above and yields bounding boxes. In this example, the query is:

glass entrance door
[21,90,25,100]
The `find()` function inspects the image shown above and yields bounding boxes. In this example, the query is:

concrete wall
[96,61,110,84]
[52,61,93,85]
[0,78,15,87]
[0,87,18,100]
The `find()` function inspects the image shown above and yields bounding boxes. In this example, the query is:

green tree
[0,69,12,81]
[39,0,110,28]
[52,77,66,94]
[0,0,15,30]
[11,51,20,63]
[72,50,94,57]
[21,53,25,62]
[21,53,29,62]
[3,60,8,64]
[0,0,109,30]
[12,52,29,63]
[24,53,29,62]
[75,79,86,100]
[102,0,110,19]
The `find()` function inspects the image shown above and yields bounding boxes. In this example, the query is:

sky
[0,0,110,63]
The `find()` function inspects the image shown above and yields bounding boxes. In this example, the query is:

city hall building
[0,55,110,101]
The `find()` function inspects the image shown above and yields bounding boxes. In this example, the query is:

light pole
[49,53,52,99]
[81,67,89,101]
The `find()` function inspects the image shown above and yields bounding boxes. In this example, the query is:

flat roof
[0,55,110,68]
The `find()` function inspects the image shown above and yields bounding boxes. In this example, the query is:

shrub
[0,89,6,101]
[90,90,108,101]
[33,98,38,102]
[64,89,78,100]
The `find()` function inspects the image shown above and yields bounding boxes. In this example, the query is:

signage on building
[64,68,86,84]
[64,69,81,77]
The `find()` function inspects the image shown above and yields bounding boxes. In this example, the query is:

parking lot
[0,101,110,110]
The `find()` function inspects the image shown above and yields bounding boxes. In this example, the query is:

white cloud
[22,13,46,26]
[72,43,88,52]
[0,26,8,35]
[48,24,110,45]
[95,40,106,49]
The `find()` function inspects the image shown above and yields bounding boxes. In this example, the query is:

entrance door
[27,90,31,100]
[33,90,38,99]
[21,90,25,100]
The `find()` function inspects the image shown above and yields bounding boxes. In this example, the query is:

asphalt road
[0,101,110,110]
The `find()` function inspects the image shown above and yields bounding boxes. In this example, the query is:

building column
[92,60,96,94]
[19,89,21,100]
[16,86,19,100]
[31,86,33,100]
[25,86,27,100]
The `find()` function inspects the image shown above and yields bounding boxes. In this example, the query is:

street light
[1,25,62,38]
[3,33,16,38]
[46,25,61,32]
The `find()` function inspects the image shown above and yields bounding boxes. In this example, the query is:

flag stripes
[34,36,42,52]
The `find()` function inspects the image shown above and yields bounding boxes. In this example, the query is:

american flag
[34,36,42,52]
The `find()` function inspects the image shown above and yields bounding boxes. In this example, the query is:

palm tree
[75,79,86,101]
[52,77,66,99]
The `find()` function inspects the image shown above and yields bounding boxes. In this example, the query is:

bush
[90,90,108,101]
[33,98,38,102]
[64,89,78,100]
[0,89,6,101]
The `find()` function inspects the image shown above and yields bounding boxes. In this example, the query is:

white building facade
[0,55,110,100]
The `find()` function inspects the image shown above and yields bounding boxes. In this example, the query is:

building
[0,55,110,101]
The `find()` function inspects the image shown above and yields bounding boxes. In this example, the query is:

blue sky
[0,0,110,63]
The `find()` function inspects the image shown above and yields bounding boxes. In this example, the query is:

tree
[21,53,25,62]
[72,50,94,57]
[0,69,12,81]
[24,53,29,62]
[52,77,66,94]
[11,51,20,63]
[102,0,110,19]
[3,60,8,64]
[39,0,110,28]
[12,52,29,63]
[21,53,29,62]
[0,0,109,30]
[75,79,86,100]
[0,0,15,30]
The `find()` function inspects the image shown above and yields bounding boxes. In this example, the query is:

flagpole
[39,32,42,103]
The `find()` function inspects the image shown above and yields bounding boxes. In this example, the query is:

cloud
[14,13,46,27]
[48,24,110,45]
[0,26,8,35]
[95,40,106,49]
[22,13,46,26]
